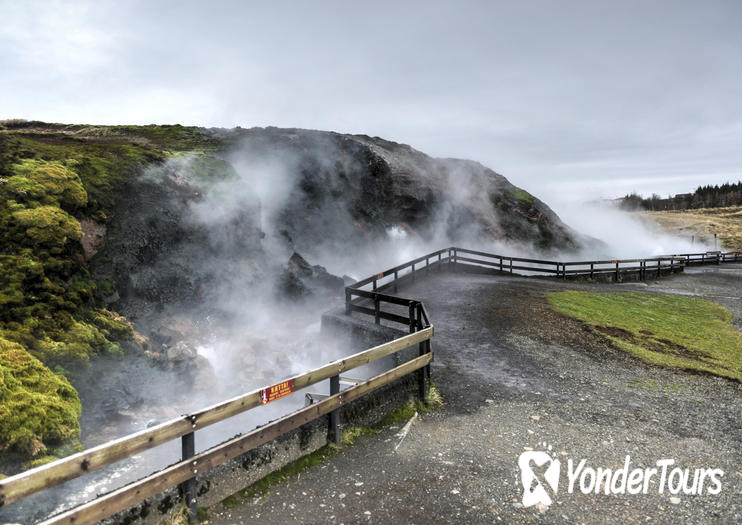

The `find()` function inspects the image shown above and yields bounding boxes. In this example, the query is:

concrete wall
[103,312,420,525]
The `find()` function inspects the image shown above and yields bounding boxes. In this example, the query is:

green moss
[234,445,336,502]
[340,426,380,446]
[379,401,417,426]
[197,507,208,522]
[7,159,87,209]
[513,188,535,206]
[548,291,742,381]
[12,205,83,248]
[0,337,81,456]
[221,494,239,509]
[0,124,231,462]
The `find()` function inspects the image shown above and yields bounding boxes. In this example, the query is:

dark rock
[277,252,345,299]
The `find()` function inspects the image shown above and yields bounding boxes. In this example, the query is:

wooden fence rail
[0,327,433,523]
[39,353,433,525]
[345,247,742,322]
[3,244,738,524]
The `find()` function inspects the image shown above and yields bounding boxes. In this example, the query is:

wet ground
[208,265,742,524]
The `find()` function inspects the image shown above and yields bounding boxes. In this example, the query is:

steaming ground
[2,124,725,522]
[208,264,742,525]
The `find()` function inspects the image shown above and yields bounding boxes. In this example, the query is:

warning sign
[260,379,295,405]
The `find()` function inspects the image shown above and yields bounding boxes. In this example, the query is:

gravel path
[208,265,742,524]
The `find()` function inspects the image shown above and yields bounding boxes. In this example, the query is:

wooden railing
[0,328,433,524]
[3,245,738,524]
[346,248,741,312]
[344,247,741,328]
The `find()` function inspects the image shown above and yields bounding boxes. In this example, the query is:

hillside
[0,120,586,468]
[643,206,742,252]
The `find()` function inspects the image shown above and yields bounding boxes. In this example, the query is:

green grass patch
[513,188,535,206]
[548,291,742,381]
[340,426,380,446]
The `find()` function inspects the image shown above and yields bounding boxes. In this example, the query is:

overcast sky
[1,0,741,202]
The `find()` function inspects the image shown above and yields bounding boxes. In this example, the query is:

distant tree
[617,181,742,211]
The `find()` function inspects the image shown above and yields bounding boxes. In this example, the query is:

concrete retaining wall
[103,312,419,524]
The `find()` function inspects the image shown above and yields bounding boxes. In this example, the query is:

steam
[10,134,715,523]
[551,198,714,259]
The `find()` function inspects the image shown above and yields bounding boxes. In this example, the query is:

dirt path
[208,266,742,524]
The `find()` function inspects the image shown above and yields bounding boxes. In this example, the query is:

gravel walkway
[208,265,742,524]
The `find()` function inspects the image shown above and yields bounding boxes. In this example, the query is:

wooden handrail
[40,352,434,525]
[0,327,432,507]
[344,247,740,325]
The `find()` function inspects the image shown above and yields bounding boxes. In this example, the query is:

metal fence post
[330,375,340,445]
[181,431,197,522]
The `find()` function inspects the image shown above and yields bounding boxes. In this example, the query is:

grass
[548,291,742,381]
[645,206,742,251]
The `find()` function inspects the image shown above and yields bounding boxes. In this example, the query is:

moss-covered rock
[6,159,87,209]
[12,205,83,248]
[0,337,81,456]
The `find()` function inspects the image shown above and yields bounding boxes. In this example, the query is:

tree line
[619,181,742,211]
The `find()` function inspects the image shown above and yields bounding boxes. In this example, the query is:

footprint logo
[519,450,561,507]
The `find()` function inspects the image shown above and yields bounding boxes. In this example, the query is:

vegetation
[513,188,535,206]
[646,206,742,252]
[217,384,443,510]
[620,181,742,211]
[548,291,742,381]
[0,337,81,456]
[0,122,217,460]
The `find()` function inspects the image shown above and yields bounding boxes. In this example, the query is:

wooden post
[329,375,340,445]
[590,263,594,280]
[657,259,661,277]
[408,303,416,334]
[412,263,416,282]
[499,256,503,272]
[615,261,619,282]
[374,294,381,325]
[509,258,513,274]
[345,289,351,315]
[416,306,426,405]
[394,270,399,292]
[181,432,197,523]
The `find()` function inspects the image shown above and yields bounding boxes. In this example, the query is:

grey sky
[1,0,741,202]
